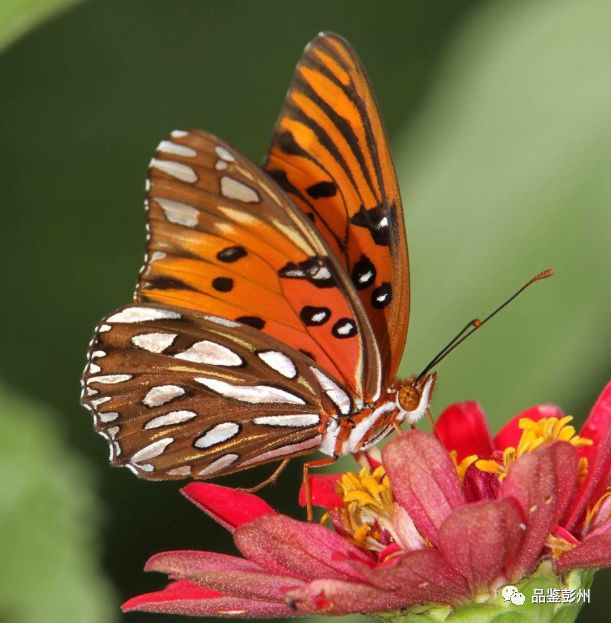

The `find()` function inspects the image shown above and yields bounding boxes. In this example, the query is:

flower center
[463,415,592,480]
[332,466,396,551]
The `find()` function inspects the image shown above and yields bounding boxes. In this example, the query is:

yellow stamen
[334,465,395,551]
[546,533,576,559]
[582,488,611,534]
[449,450,480,481]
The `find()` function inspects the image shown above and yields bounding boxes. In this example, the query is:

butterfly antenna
[415,268,555,384]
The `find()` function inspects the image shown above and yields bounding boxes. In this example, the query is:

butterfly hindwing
[265,32,409,382]
[138,130,381,401]
[81,304,356,479]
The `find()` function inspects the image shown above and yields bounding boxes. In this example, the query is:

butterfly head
[394,373,437,426]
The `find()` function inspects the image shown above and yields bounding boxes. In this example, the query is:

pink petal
[145,550,262,576]
[392,503,427,551]
[234,514,374,582]
[122,580,296,617]
[365,549,469,605]
[435,401,493,460]
[563,383,611,532]
[438,499,524,594]
[463,463,501,502]
[146,550,304,602]
[502,441,577,580]
[555,533,611,572]
[284,578,416,615]
[580,382,611,447]
[494,404,564,450]
[181,483,275,532]
[382,430,465,545]
[298,474,343,510]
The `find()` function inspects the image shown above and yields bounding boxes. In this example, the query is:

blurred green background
[0,1,609,622]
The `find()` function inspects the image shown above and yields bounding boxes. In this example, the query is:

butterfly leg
[236,458,291,494]
[303,456,338,522]
[426,407,439,438]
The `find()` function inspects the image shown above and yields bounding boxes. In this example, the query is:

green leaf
[0,381,117,623]
[0,0,82,52]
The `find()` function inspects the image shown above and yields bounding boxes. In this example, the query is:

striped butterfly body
[81,32,435,483]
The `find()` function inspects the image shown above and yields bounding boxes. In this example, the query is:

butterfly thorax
[320,374,436,457]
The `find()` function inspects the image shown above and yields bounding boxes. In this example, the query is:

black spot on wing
[350,202,394,246]
[332,318,358,339]
[306,181,337,199]
[274,129,309,157]
[236,316,266,330]
[300,306,331,326]
[371,283,392,309]
[217,246,247,263]
[351,255,376,290]
[144,277,197,291]
[212,277,234,292]
[278,257,336,288]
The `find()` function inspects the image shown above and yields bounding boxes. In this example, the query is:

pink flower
[123,384,611,619]
[435,381,611,574]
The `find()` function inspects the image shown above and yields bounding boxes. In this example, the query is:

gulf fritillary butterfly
[80,32,435,489]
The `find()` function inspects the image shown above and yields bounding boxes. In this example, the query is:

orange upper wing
[265,32,409,382]
[136,130,381,401]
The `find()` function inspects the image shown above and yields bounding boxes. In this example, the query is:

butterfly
[81,32,435,492]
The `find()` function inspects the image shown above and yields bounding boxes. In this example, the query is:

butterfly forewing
[81,304,355,479]
[265,32,409,382]
[138,130,381,401]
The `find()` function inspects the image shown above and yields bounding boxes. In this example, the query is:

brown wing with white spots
[80,303,353,479]
[137,130,381,401]
[265,32,409,382]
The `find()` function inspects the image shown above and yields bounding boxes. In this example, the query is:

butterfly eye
[398,385,421,412]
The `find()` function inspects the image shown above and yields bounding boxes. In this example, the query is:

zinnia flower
[123,383,610,620]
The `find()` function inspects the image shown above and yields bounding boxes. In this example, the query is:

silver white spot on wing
[167,466,191,476]
[107,307,181,323]
[319,418,340,456]
[144,410,197,429]
[344,403,395,454]
[171,129,188,138]
[215,160,228,171]
[150,158,197,183]
[156,198,199,227]
[91,350,106,358]
[253,414,320,427]
[151,251,167,261]
[88,363,101,374]
[105,425,120,440]
[220,176,260,203]
[131,437,174,463]
[175,340,243,366]
[198,453,239,476]
[131,332,177,353]
[257,350,297,379]
[99,412,119,423]
[241,435,321,466]
[89,374,132,384]
[309,367,351,415]
[91,396,111,408]
[157,140,197,158]
[98,324,112,333]
[204,315,240,328]
[194,422,240,449]
[142,385,186,408]
[195,377,305,405]
[215,145,235,162]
